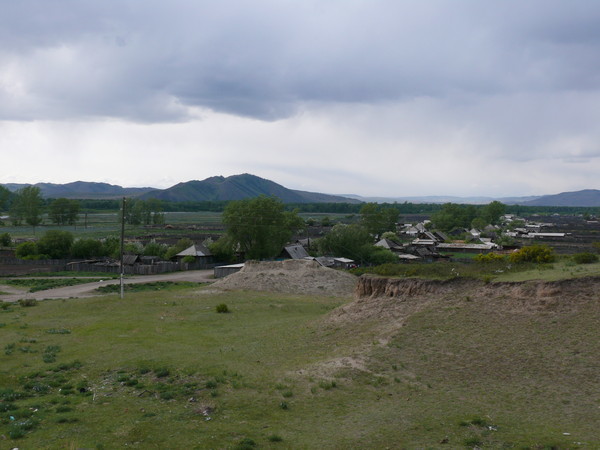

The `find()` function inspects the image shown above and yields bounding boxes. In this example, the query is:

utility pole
[119,197,126,299]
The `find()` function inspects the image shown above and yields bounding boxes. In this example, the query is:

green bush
[572,252,599,264]
[182,255,196,264]
[71,238,104,258]
[37,230,74,259]
[474,252,506,263]
[15,241,38,259]
[0,232,11,247]
[509,245,555,264]
[216,303,230,314]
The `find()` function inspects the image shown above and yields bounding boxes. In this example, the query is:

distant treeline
[73,198,600,217]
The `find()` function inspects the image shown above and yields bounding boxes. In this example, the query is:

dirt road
[0,270,215,302]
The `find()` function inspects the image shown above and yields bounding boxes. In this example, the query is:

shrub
[0,232,11,247]
[37,230,74,259]
[509,244,555,264]
[15,241,38,259]
[474,252,506,263]
[216,303,230,314]
[18,298,38,307]
[71,238,104,258]
[182,255,196,264]
[573,252,599,264]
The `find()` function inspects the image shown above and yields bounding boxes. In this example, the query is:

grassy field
[1,282,599,448]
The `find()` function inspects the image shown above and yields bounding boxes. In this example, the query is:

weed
[216,303,230,313]
[268,434,283,442]
[46,328,71,334]
[464,436,483,447]
[56,405,73,413]
[154,367,170,378]
[18,298,38,307]
[233,437,257,449]
[279,401,289,410]
[318,380,337,390]
[5,342,15,355]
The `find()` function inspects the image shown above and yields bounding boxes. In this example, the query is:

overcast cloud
[1,0,599,197]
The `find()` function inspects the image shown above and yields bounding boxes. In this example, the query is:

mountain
[343,194,542,205]
[521,189,600,207]
[2,181,154,199]
[141,174,360,203]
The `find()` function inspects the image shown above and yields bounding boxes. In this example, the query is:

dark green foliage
[234,437,257,449]
[360,202,399,237]
[154,367,170,378]
[0,232,11,246]
[222,196,304,259]
[71,238,105,258]
[572,252,599,264]
[48,198,80,225]
[18,298,38,307]
[15,241,38,259]
[216,303,229,313]
[10,186,43,227]
[37,230,74,259]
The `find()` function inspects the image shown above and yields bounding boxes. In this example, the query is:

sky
[1,0,600,198]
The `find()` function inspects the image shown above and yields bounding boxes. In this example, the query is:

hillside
[3,181,154,199]
[140,173,360,203]
[0,272,599,447]
[522,189,600,207]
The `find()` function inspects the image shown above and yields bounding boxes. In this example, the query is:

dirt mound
[328,275,600,328]
[211,259,357,296]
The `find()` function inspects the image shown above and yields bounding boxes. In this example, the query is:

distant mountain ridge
[3,181,154,199]
[3,177,599,207]
[140,174,359,203]
[521,189,600,207]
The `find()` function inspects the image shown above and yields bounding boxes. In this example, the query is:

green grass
[493,260,600,282]
[95,281,204,293]
[2,278,106,292]
[0,285,598,447]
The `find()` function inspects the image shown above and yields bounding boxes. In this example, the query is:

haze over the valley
[1,1,599,198]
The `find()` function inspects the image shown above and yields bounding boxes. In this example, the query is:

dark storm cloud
[2,0,600,121]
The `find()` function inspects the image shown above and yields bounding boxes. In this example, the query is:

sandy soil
[211,259,358,297]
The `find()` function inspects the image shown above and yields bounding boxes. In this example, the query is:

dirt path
[0,270,215,302]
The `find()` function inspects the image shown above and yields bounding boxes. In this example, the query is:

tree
[49,198,80,225]
[0,185,11,212]
[37,230,74,259]
[317,224,371,260]
[480,201,506,225]
[71,238,105,258]
[360,203,399,238]
[0,232,11,247]
[10,186,43,229]
[124,199,165,225]
[165,238,194,260]
[221,196,304,260]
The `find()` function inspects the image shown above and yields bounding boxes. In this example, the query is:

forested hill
[2,181,153,199]
[522,189,600,207]
[140,174,360,203]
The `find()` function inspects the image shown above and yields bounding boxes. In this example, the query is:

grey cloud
[2,1,600,121]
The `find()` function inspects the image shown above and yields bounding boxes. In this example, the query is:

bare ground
[211,259,358,297]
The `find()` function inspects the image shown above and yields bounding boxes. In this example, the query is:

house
[333,257,355,269]
[374,238,403,252]
[175,244,213,264]
[282,244,310,259]
[214,263,244,278]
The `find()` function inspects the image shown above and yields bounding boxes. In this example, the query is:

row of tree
[1,186,165,228]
